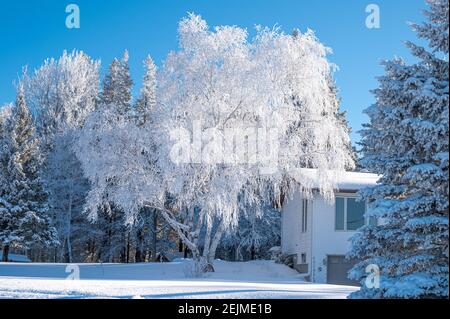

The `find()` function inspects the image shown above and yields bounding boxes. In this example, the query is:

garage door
[326,255,359,286]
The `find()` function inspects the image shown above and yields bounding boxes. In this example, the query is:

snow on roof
[290,168,380,192]
[0,252,31,262]
[332,171,380,191]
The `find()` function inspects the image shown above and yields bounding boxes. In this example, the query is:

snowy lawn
[0,260,357,299]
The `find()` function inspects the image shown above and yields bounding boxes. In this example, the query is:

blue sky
[0,0,427,144]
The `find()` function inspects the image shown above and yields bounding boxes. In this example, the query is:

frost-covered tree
[218,202,281,261]
[46,133,92,262]
[0,104,12,157]
[23,50,100,146]
[22,51,100,262]
[0,104,13,204]
[76,51,137,262]
[133,55,161,261]
[100,51,133,115]
[326,77,358,171]
[76,14,354,272]
[0,85,58,262]
[348,0,449,298]
[135,55,157,125]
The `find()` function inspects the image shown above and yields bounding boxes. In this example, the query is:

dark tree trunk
[135,229,145,262]
[178,239,183,253]
[90,238,97,262]
[126,232,131,263]
[2,245,10,262]
[150,210,158,262]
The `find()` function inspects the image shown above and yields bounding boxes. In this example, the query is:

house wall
[281,192,301,255]
[282,191,359,284]
[281,191,312,272]
[310,193,356,283]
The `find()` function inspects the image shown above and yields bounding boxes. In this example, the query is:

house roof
[290,168,380,192]
[332,171,380,191]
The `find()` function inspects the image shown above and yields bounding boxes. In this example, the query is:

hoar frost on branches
[0,85,58,261]
[21,50,100,262]
[76,13,354,272]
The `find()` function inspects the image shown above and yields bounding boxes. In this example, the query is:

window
[301,199,308,233]
[335,196,370,231]
[347,198,365,230]
[301,253,307,264]
[335,197,345,230]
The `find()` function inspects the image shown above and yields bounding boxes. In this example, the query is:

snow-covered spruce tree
[83,51,135,262]
[45,133,93,262]
[0,105,13,234]
[0,85,58,262]
[100,50,133,116]
[326,77,358,171]
[135,55,157,125]
[348,0,449,298]
[134,55,160,261]
[23,51,100,262]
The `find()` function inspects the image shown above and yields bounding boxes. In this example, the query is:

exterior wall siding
[311,193,355,283]
[281,191,312,272]
[281,192,301,254]
[282,191,359,284]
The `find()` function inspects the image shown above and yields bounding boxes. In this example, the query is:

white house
[281,170,379,285]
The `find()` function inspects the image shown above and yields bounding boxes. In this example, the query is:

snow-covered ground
[0,260,357,299]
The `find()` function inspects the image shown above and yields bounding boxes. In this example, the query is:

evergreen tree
[136,55,157,125]
[0,85,58,262]
[0,105,13,234]
[134,55,160,260]
[348,0,448,298]
[46,133,91,262]
[327,77,358,171]
[100,50,133,115]
[95,51,135,262]
[23,51,100,262]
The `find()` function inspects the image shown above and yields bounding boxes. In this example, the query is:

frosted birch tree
[22,50,100,262]
[76,14,354,272]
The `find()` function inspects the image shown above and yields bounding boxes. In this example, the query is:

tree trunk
[144,204,201,264]
[202,220,212,260]
[207,222,225,265]
[178,239,183,252]
[90,238,97,262]
[2,245,10,262]
[107,215,113,263]
[150,210,157,262]
[126,232,131,263]
[135,229,144,262]
[65,237,73,263]
[66,190,73,263]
